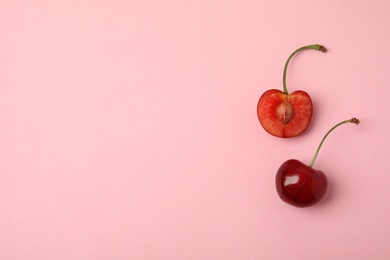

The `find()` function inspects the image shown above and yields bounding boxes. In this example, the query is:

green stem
[309,118,360,168]
[283,44,327,94]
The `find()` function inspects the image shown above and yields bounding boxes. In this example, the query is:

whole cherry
[275,118,360,207]
[257,44,327,138]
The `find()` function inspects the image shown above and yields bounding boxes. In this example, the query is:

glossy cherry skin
[275,159,327,207]
[257,89,313,138]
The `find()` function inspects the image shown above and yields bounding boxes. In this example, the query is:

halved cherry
[257,44,326,138]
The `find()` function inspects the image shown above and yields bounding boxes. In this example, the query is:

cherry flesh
[258,90,312,138]
[275,118,360,207]
[257,44,326,138]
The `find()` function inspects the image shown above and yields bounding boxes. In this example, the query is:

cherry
[275,118,360,207]
[257,44,327,138]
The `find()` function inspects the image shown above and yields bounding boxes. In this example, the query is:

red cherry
[276,159,327,207]
[275,118,360,207]
[257,44,326,138]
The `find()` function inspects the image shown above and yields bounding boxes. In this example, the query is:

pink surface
[1,1,390,259]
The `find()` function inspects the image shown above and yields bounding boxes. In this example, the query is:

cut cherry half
[257,44,327,138]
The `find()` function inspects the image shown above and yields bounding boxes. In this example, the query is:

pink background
[1,1,390,259]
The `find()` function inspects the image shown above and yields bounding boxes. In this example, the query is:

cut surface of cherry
[275,118,360,207]
[257,44,326,138]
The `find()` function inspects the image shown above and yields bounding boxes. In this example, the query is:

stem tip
[350,118,360,125]
[318,45,327,52]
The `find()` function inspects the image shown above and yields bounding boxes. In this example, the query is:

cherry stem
[309,118,360,168]
[282,44,327,94]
